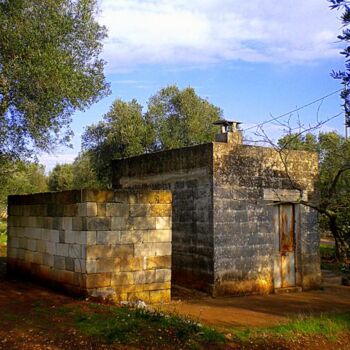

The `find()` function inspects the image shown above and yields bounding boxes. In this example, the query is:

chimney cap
[213,119,242,127]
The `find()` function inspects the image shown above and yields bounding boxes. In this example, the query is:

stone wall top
[8,189,172,206]
[112,143,213,187]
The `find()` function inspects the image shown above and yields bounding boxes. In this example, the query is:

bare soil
[1,245,350,349]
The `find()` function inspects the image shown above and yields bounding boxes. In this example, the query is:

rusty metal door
[273,204,296,289]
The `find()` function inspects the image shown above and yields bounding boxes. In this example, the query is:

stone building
[112,121,321,296]
[7,189,172,303]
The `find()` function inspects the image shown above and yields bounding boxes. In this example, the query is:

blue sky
[40,0,346,170]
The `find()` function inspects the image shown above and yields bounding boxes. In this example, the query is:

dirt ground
[1,245,350,349]
[165,283,350,330]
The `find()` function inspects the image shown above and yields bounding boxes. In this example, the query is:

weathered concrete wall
[7,189,172,303]
[112,144,215,292]
[212,143,321,295]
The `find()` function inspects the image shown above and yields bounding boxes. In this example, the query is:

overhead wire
[242,88,343,131]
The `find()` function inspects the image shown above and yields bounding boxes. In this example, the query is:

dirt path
[163,284,350,330]
[1,245,350,349]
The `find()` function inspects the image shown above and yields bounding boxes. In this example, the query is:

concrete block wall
[112,144,215,293]
[7,189,172,303]
[212,143,321,295]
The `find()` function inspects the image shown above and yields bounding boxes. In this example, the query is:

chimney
[213,119,242,145]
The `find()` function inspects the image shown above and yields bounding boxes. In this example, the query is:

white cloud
[99,0,341,71]
[38,153,76,173]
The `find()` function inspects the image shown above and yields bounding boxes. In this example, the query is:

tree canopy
[82,85,222,184]
[0,0,110,162]
[278,131,350,262]
[0,161,48,217]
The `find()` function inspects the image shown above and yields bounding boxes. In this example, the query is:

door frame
[273,202,302,290]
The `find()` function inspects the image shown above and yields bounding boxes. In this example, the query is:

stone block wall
[112,144,215,292]
[212,143,321,295]
[7,189,172,303]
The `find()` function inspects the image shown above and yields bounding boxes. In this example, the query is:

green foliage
[234,313,350,342]
[56,304,226,348]
[69,304,225,347]
[47,153,102,191]
[147,85,222,150]
[277,132,350,262]
[48,164,74,191]
[277,133,319,152]
[71,153,102,189]
[82,85,222,184]
[0,161,48,215]
[0,0,109,161]
[82,99,152,184]
[320,244,336,260]
[0,220,6,245]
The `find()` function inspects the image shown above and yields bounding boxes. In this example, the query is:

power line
[243,88,343,132]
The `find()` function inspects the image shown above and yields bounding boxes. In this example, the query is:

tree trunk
[329,216,349,264]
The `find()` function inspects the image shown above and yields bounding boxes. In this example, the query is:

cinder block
[74,259,86,273]
[68,244,85,259]
[86,259,97,273]
[150,204,171,217]
[128,217,156,230]
[97,203,106,216]
[149,289,171,303]
[85,273,112,288]
[86,203,98,217]
[54,255,66,270]
[119,257,143,272]
[155,242,172,256]
[37,240,47,253]
[24,250,34,262]
[111,272,134,286]
[33,252,43,265]
[156,217,171,230]
[27,239,37,251]
[111,217,127,230]
[86,217,110,231]
[64,230,76,244]
[7,247,17,258]
[65,257,75,271]
[96,258,120,273]
[96,231,120,245]
[59,230,66,243]
[87,245,113,258]
[129,204,149,217]
[72,217,86,231]
[43,253,54,267]
[86,231,97,245]
[56,243,69,256]
[134,243,155,257]
[82,189,114,203]
[155,269,171,282]
[74,231,86,245]
[77,203,87,216]
[144,230,171,243]
[48,230,60,243]
[63,204,78,217]
[134,270,156,284]
[106,203,129,217]
[8,236,19,248]
[120,230,142,244]
[61,217,72,230]
[19,237,27,249]
[46,241,56,255]
[146,256,171,269]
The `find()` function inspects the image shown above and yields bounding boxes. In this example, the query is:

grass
[233,313,350,343]
[54,303,226,348]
